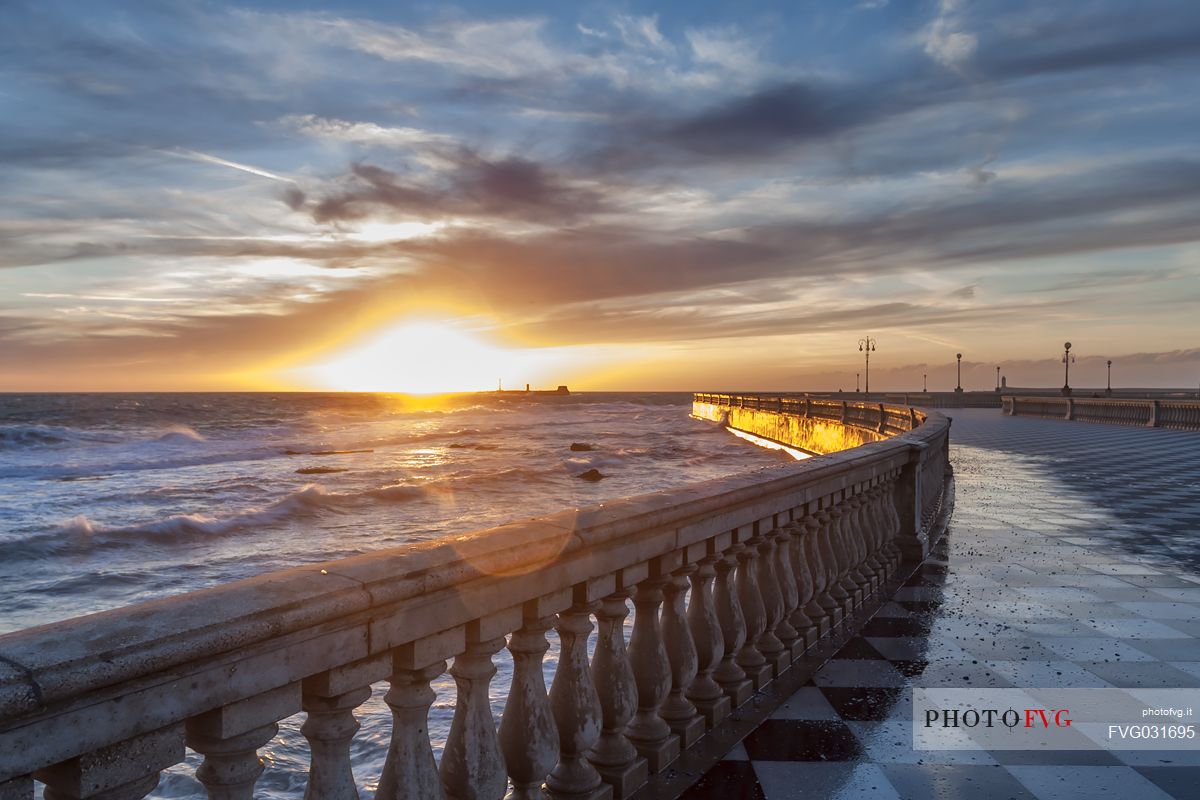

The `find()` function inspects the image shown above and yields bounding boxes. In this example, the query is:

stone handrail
[817,391,1003,409]
[0,395,951,800]
[1003,395,1200,430]
[691,393,924,445]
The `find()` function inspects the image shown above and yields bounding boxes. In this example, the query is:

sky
[2,0,1199,392]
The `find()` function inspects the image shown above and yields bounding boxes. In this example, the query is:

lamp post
[1062,342,1075,396]
[858,336,876,394]
[1106,360,1112,396]
[995,366,1001,393]
[955,353,963,392]
[923,373,927,392]
[856,373,860,393]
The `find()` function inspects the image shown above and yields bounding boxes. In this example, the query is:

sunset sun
[296,321,562,393]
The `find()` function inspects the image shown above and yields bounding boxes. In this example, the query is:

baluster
[589,591,647,799]
[441,635,507,800]
[866,484,892,584]
[814,507,847,628]
[302,655,389,800]
[885,475,903,566]
[789,515,819,648]
[831,500,860,615]
[755,526,789,675]
[884,477,904,571]
[881,475,904,566]
[659,564,705,748]
[712,544,752,706]
[686,551,731,727]
[36,726,184,800]
[774,521,803,659]
[735,533,771,689]
[846,494,874,598]
[187,684,300,800]
[377,661,446,800]
[862,488,887,591]
[858,487,883,592]
[500,613,558,800]
[799,512,830,639]
[864,484,883,585]
[302,686,372,800]
[547,599,608,799]
[849,494,874,601]
[626,575,680,773]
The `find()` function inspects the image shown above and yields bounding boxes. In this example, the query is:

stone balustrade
[0,395,951,800]
[1003,396,1200,430]
[737,391,1005,409]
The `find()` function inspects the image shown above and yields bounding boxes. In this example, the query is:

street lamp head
[859,344,863,351]
[1107,359,1112,367]
[1064,342,1072,351]
[956,353,962,360]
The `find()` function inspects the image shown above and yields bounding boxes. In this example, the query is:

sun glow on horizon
[292,320,574,393]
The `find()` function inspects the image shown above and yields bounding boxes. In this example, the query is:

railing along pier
[1003,395,1200,430]
[0,394,951,800]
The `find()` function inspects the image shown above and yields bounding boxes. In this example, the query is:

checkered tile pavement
[684,409,1200,799]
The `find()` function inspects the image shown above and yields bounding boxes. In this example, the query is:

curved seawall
[692,400,889,455]
[0,393,951,800]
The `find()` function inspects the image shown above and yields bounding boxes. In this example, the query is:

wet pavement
[683,409,1200,799]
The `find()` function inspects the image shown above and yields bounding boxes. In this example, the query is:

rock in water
[578,468,605,481]
[570,442,596,451]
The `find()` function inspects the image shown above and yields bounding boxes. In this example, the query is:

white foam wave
[58,485,333,543]
[20,480,434,557]
[0,424,119,450]
[151,424,206,444]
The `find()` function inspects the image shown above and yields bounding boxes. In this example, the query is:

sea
[0,392,784,796]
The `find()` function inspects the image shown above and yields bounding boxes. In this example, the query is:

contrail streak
[161,148,294,182]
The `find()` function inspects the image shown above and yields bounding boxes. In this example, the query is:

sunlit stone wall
[692,401,887,455]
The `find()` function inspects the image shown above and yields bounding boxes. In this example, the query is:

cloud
[966,157,997,186]
[984,22,1200,79]
[614,14,670,52]
[277,115,456,150]
[302,153,610,225]
[684,26,769,82]
[670,82,879,155]
[924,0,977,71]
[299,14,566,80]
[588,79,915,169]
[4,1,1200,389]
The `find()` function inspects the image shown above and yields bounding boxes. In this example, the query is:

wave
[3,424,496,481]
[5,460,588,560]
[564,452,631,470]
[0,424,120,450]
[58,485,333,542]
[5,482,433,559]
[1,447,286,481]
[0,422,210,452]
[88,481,428,538]
[151,424,206,444]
